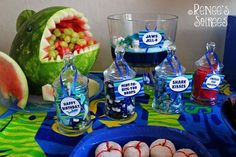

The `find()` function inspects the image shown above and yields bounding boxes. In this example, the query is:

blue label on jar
[56,95,87,127]
[139,30,165,48]
[202,74,224,91]
[60,97,81,117]
[166,75,193,93]
[113,77,144,100]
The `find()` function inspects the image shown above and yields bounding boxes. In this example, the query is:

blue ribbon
[166,53,182,75]
[59,64,78,97]
[166,53,183,104]
[114,51,132,79]
[205,50,221,74]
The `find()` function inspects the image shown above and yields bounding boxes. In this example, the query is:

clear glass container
[152,45,186,114]
[104,45,136,120]
[107,13,178,83]
[191,42,223,105]
[53,53,91,135]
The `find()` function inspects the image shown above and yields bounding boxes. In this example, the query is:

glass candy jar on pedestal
[103,44,137,120]
[152,45,192,114]
[53,53,91,135]
[191,42,224,105]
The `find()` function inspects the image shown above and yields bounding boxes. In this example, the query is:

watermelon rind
[0,51,28,109]
[16,9,36,32]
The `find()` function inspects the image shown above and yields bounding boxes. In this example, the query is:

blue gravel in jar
[153,75,183,113]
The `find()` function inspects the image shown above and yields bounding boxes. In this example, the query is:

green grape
[77,39,87,46]
[49,50,57,59]
[88,40,94,46]
[64,28,73,35]
[64,35,71,43]
[50,34,57,41]
[49,39,54,45]
[49,45,55,51]
[53,29,61,37]
[69,43,75,50]
[78,32,85,38]
[71,37,77,44]
[60,33,66,40]
[54,50,59,57]
[60,41,68,47]
[69,28,74,33]
[72,32,79,38]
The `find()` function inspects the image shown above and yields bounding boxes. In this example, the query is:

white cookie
[123,141,149,157]
[150,139,176,157]
[95,141,122,157]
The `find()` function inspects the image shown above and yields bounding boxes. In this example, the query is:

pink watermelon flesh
[0,52,28,109]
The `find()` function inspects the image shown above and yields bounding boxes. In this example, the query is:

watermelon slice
[10,7,100,94]
[0,51,28,109]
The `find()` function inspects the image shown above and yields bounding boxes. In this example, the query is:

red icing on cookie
[106,141,109,150]
[177,150,197,157]
[150,139,174,155]
[123,141,143,157]
[96,150,107,157]
[96,141,122,157]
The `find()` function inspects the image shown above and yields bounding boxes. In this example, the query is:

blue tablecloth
[0,72,235,157]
